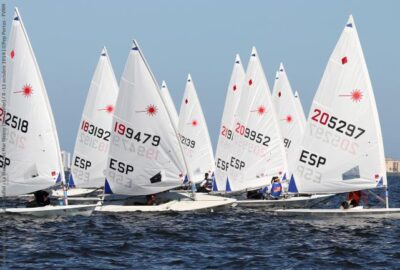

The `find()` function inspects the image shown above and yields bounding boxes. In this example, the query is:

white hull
[0,204,97,217]
[96,192,236,213]
[51,188,99,197]
[236,194,334,209]
[275,207,400,218]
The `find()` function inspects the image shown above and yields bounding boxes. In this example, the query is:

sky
[5,0,400,158]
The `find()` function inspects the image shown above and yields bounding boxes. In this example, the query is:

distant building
[386,157,400,173]
[61,150,71,171]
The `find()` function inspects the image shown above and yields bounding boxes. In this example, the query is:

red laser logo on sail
[251,105,266,116]
[232,85,237,91]
[98,105,114,113]
[146,105,158,116]
[339,89,363,102]
[14,84,33,97]
[136,105,158,116]
[282,115,293,123]
[10,50,15,59]
[190,120,198,127]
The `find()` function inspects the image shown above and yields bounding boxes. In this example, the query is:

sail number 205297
[114,122,161,146]
[311,109,365,139]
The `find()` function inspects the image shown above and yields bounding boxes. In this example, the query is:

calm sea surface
[1,176,400,269]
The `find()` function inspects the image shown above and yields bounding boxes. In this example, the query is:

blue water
[1,176,400,269]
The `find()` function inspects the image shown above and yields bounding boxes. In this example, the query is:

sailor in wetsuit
[26,190,51,208]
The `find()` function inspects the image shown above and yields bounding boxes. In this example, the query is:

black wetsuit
[26,190,50,208]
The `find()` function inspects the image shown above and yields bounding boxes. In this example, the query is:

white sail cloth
[289,15,386,194]
[178,74,215,183]
[105,41,186,196]
[160,81,179,128]
[293,91,307,130]
[3,8,64,196]
[272,63,305,178]
[226,47,288,192]
[214,54,245,191]
[70,47,119,188]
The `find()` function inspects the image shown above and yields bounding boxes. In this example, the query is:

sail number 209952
[114,122,161,146]
[235,122,270,146]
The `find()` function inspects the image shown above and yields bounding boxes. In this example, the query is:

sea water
[1,176,399,269]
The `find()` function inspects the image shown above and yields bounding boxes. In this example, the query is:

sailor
[269,176,283,200]
[341,191,362,209]
[146,194,157,205]
[197,173,211,193]
[26,190,51,208]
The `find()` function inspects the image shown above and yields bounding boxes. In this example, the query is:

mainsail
[178,74,215,183]
[70,47,119,188]
[214,54,245,191]
[272,63,305,177]
[289,15,386,194]
[105,41,186,196]
[227,47,288,192]
[293,90,307,130]
[3,8,64,196]
[160,81,179,127]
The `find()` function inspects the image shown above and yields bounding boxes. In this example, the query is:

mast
[132,40,196,197]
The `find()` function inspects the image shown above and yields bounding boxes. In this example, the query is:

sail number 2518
[311,109,365,139]
[0,108,29,133]
[114,122,161,146]
[235,122,270,146]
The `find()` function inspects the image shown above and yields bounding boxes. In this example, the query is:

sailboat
[52,47,119,198]
[215,48,292,202]
[214,54,245,191]
[1,8,96,216]
[276,15,400,217]
[272,63,306,176]
[178,74,215,184]
[160,81,179,127]
[293,90,307,130]
[95,40,235,212]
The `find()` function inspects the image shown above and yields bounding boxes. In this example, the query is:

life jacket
[270,182,282,198]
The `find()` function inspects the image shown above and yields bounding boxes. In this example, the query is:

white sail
[70,47,119,188]
[160,81,179,127]
[293,90,307,129]
[272,63,305,178]
[3,8,64,196]
[214,54,245,191]
[178,74,215,183]
[227,47,288,192]
[289,15,386,194]
[105,40,186,196]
